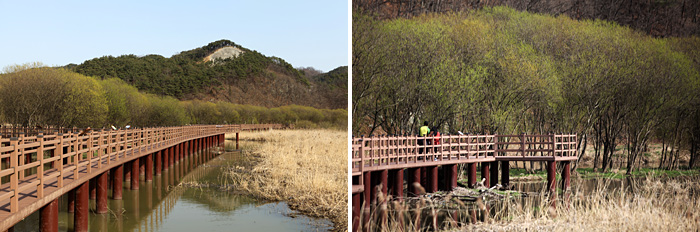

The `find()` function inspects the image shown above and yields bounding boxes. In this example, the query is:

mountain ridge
[68,40,346,109]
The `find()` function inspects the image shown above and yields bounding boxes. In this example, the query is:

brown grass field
[366,176,700,231]
[226,129,348,231]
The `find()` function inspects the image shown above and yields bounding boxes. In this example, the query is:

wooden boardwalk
[352,134,577,175]
[351,133,577,232]
[0,124,281,231]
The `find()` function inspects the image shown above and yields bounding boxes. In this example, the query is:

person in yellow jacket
[418,121,430,154]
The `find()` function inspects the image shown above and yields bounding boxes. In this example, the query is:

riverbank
[226,129,348,231]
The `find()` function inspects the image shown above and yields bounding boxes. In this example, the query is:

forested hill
[354,0,700,37]
[68,40,347,109]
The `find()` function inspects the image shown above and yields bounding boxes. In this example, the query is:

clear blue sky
[0,0,348,72]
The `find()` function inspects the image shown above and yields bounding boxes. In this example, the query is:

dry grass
[226,129,348,230]
[464,177,700,231]
[369,177,700,231]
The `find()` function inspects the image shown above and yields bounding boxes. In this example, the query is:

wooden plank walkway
[352,134,577,175]
[0,124,282,231]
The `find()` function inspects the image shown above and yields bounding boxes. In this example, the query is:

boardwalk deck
[0,124,282,231]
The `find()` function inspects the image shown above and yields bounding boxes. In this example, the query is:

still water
[14,142,333,231]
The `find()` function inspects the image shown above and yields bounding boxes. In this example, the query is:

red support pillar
[89,179,96,200]
[393,169,403,199]
[468,163,477,188]
[75,182,89,232]
[124,160,131,180]
[448,164,458,190]
[362,172,372,231]
[131,159,139,190]
[139,156,145,176]
[146,153,153,181]
[407,167,422,195]
[67,189,75,213]
[352,191,361,232]
[379,169,388,197]
[96,171,109,214]
[501,161,510,188]
[369,171,379,208]
[170,146,175,165]
[155,150,163,175]
[236,132,239,150]
[562,161,570,192]
[40,199,58,232]
[427,166,438,193]
[111,165,123,200]
[481,162,490,188]
[489,161,499,188]
[547,160,557,194]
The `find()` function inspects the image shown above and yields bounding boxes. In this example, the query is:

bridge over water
[351,134,577,231]
[0,124,282,232]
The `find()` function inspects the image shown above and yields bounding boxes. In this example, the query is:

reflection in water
[13,144,332,232]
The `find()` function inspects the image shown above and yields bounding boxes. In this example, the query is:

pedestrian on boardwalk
[418,121,430,154]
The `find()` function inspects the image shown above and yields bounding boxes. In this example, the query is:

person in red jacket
[431,127,440,154]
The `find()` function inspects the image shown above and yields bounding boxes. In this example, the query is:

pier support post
[155,150,162,175]
[146,153,153,181]
[449,164,458,190]
[89,179,96,200]
[547,161,557,194]
[377,169,388,229]
[111,165,123,200]
[392,169,403,199]
[489,161,499,188]
[75,182,89,232]
[40,199,58,232]
[468,163,477,188]
[427,166,438,193]
[169,146,174,166]
[139,156,145,175]
[131,159,139,190]
[125,160,132,180]
[562,161,570,192]
[352,190,361,232]
[501,161,510,188]
[481,162,490,188]
[362,172,372,230]
[96,171,109,214]
[67,189,75,213]
[408,167,422,195]
[236,132,239,150]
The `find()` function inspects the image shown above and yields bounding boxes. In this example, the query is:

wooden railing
[0,124,282,214]
[352,134,577,175]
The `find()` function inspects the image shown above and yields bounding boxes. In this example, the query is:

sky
[0,0,348,72]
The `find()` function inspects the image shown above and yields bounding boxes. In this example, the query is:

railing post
[9,137,19,213]
[57,133,64,188]
[72,132,79,180]
[37,134,44,198]
[17,134,24,180]
[359,136,364,184]
[521,133,526,157]
[551,134,556,157]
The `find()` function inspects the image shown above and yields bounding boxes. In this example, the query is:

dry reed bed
[374,177,700,231]
[226,129,348,230]
[467,179,700,231]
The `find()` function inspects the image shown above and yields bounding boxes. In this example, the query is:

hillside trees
[0,65,347,130]
[0,66,107,128]
[352,7,700,171]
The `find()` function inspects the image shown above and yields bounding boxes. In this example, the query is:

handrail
[351,134,577,175]
[0,124,283,214]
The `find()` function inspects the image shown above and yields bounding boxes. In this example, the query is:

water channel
[13,141,333,231]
